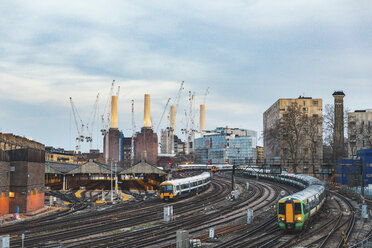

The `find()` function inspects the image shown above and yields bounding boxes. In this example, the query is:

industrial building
[135,94,158,165]
[263,96,323,173]
[45,146,75,164]
[194,127,257,165]
[348,109,372,157]
[0,133,45,215]
[103,95,120,164]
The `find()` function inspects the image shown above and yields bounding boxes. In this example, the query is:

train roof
[161,172,210,185]
[279,184,325,202]
[282,172,324,186]
[179,164,232,168]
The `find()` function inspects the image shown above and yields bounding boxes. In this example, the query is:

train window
[303,203,308,213]
[278,203,285,214]
[160,185,173,193]
[294,203,302,214]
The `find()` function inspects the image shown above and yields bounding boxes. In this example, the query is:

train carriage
[240,167,325,231]
[160,172,211,201]
[277,184,325,231]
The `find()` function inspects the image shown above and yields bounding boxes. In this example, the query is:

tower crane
[203,86,210,104]
[69,97,85,153]
[101,80,115,136]
[156,97,171,133]
[85,93,100,149]
[182,91,195,155]
[171,81,184,126]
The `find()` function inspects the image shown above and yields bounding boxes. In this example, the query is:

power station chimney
[200,104,206,132]
[170,105,176,134]
[144,94,151,128]
[111,95,118,128]
[333,91,345,160]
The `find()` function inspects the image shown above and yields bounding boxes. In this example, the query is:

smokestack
[170,105,176,134]
[111,95,118,128]
[200,104,206,132]
[332,91,345,160]
[144,94,151,128]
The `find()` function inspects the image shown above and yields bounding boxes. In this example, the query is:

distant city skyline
[1,1,372,152]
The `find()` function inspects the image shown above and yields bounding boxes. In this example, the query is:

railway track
[147,174,293,248]
[6,176,230,247]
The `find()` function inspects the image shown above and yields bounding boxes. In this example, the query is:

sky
[1,1,372,152]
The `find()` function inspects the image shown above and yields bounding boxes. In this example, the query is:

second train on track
[160,172,211,201]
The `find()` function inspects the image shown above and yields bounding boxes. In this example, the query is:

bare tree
[280,103,307,172]
[306,114,322,173]
[348,117,372,156]
[323,104,349,161]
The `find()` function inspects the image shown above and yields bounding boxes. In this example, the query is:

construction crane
[182,91,195,155]
[85,93,100,149]
[172,81,184,123]
[131,99,136,164]
[101,80,115,136]
[156,97,171,133]
[203,86,210,104]
[69,97,85,152]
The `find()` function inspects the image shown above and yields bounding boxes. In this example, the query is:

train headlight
[279,217,284,221]
[296,216,302,221]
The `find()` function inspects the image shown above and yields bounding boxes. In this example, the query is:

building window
[313,100,318,106]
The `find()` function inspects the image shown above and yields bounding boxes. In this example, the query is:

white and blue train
[160,172,211,201]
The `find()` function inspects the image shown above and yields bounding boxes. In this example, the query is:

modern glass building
[194,128,257,164]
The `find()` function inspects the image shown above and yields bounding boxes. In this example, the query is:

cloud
[1,0,372,150]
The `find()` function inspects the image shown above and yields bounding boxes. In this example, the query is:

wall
[0,150,10,215]
[135,127,158,165]
[8,149,45,213]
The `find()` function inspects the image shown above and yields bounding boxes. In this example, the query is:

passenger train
[160,172,211,201]
[241,168,325,231]
[177,163,232,171]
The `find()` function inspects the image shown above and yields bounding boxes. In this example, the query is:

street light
[110,160,113,203]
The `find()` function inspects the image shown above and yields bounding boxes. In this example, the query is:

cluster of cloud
[1,1,371,150]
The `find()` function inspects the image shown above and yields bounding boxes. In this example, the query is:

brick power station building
[0,133,45,215]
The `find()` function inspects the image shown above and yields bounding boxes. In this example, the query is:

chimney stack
[144,94,151,128]
[111,95,118,128]
[333,91,345,160]
[170,105,176,134]
[200,104,206,132]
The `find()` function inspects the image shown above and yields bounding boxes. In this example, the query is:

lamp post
[110,160,113,202]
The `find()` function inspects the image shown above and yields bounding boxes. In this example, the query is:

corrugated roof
[67,161,113,174]
[120,161,166,175]
[45,161,79,174]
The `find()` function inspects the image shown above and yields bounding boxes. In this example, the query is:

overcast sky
[1,1,372,152]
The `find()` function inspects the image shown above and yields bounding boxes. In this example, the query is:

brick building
[0,150,10,215]
[0,133,45,215]
[135,127,158,165]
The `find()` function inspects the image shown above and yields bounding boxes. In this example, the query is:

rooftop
[332,91,345,96]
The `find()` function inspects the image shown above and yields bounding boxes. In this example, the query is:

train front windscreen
[160,184,173,194]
